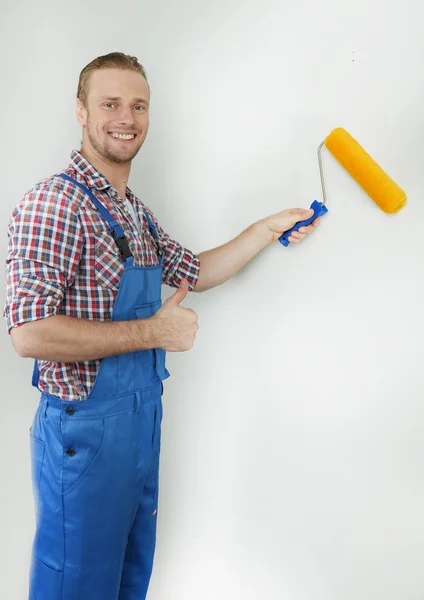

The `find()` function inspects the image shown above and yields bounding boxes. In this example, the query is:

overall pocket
[29,435,45,518]
[29,558,63,600]
[62,416,106,496]
[153,398,164,509]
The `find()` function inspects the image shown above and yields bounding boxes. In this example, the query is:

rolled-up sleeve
[3,183,83,332]
[144,208,200,291]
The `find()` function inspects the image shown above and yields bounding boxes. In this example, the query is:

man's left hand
[258,208,320,244]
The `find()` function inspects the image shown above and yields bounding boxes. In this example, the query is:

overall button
[66,448,76,457]
[65,406,75,416]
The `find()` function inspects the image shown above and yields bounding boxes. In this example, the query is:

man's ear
[76,99,87,127]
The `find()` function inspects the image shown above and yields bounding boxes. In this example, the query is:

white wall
[1,0,424,598]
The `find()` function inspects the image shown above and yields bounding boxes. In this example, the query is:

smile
[109,132,136,141]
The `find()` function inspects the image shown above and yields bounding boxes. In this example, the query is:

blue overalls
[29,174,169,599]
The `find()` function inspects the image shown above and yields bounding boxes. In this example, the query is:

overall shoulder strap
[59,174,133,260]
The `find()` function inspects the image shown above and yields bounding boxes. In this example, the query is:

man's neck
[81,146,131,200]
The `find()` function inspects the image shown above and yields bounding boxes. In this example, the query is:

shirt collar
[69,150,115,192]
[69,150,136,204]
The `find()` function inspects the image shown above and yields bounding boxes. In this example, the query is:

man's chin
[105,147,141,164]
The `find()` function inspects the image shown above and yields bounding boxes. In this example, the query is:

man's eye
[105,103,115,109]
[134,105,146,112]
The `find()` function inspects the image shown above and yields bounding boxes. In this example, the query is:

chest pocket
[94,231,125,290]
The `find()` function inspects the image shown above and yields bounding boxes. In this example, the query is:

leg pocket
[29,558,63,600]
[29,435,45,518]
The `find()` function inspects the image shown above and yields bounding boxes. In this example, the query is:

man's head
[76,52,150,165]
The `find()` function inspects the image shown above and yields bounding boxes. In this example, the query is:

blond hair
[77,52,148,107]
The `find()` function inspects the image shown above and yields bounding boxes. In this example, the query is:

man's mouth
[108,132,137,141]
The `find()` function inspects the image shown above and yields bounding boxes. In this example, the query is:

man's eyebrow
[100,96,149,104]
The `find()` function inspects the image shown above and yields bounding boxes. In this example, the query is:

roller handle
[278,200,328,247]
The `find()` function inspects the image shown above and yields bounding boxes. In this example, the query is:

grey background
[1,0,424,598]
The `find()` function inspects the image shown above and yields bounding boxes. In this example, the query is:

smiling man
[4,52,319,600]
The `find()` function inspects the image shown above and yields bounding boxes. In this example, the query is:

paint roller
[279,127,407,247]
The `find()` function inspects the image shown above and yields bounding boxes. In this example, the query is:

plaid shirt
[4,151,200,400]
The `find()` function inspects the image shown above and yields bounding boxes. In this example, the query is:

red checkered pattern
[4,151,200,400]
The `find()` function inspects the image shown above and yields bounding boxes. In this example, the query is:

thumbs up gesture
[152,279,199,352]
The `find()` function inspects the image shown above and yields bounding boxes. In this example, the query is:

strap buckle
[111,230,133,260]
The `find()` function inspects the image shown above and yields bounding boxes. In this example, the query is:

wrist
[133,316,157,350]
[251,220,274,245]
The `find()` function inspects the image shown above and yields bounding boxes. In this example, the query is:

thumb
[168,278,189,306]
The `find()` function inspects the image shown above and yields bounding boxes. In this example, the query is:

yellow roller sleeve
[324,128,407,214]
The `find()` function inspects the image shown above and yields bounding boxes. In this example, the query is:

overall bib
[29,175,169,599]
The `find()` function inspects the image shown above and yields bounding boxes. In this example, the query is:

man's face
[77,68,150,164]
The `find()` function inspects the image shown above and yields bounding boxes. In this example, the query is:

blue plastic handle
[278,200,328,247]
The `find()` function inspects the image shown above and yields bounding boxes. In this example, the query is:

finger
[298,225,314,235]
[299,219,320,234]
[288,234,304,244]
[168,278,189,306]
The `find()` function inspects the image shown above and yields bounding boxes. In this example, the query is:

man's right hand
[11,279,199,362]
[151,279,199,352]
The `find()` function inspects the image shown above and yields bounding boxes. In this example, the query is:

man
[4,52,319,600]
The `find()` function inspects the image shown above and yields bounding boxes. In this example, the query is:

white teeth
[111,133,135,140]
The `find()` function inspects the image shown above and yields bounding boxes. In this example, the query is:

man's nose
[116,105,135,126]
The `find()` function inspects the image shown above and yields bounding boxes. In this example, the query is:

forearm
[11,314,156,362]
[194,222,272,292]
